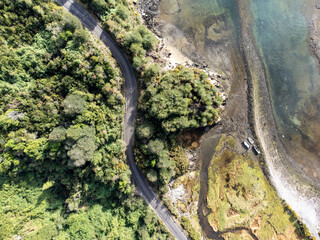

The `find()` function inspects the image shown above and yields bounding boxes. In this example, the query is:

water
[159,0,241,75]
[158,0,320,236]
[160,0,320,182]
[251,0,320,181]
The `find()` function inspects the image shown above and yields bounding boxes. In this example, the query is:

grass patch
[206,135,306,239]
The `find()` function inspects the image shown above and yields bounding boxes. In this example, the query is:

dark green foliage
[91,0,107,15]
[125,26,156,51]
[141,66,220,134]
[81,0,157,65]
[63,14,82,32]
[84,0,222,217]
[0,0,127,190]
[135,66,221,191]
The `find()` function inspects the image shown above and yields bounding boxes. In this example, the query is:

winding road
[56,0,188,239]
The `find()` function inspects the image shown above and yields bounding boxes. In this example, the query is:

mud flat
[237,0,320,238]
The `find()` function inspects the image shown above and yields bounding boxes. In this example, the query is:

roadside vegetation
[0,1,172,239]
[80,0,223,194]
[135,66,222,193]
[76,1,315,239]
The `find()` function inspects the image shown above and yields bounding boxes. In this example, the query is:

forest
[0,0,171,239]
[81,0,223,193]
[0,0,223,239]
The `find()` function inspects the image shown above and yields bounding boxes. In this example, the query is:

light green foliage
[81,0,157,68]
[74,28,90,45]
[0,177,64,240]
[181,216,201,240]
[148,139,165,155]
[144,63,161,80]
[147,169,158,182]
[66,125,83,141]
[0,177,172,240]
[136,121,155,140]
[67,134,96,167]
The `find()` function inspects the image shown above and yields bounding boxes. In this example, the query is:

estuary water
[251,0,320,184]
[159,0,320,237]
[160,0,320,184]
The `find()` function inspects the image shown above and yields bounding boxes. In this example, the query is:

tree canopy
[0,1,172,239]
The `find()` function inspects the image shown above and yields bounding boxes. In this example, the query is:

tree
[74,29,90,46]
[142,33,156,51]
[62,95,86,116]
[66,125,82,141]
[147,169,158,183]
[136,121,154,140]
[147,139,165,155]
[49,127,67,142]
[157,150,174,169]
[67,135,96,167]
[91,0,107,15]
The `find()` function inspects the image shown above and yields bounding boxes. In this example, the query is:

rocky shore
[137,0,229,93]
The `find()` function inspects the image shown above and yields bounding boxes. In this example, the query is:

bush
[181,216,201,240]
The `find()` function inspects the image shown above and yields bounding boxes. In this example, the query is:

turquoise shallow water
[251,0,320,148]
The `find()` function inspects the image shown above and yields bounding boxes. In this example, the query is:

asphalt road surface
[56,1,188,239]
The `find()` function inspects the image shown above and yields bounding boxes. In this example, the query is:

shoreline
[238,0,320,238]
[137,0,230,88]
[137,0,320,238]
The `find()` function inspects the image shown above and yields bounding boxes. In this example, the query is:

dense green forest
[135,66,222,192]
[0,0,223,238]
[81,0,223,192]
[0,0,171,239]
